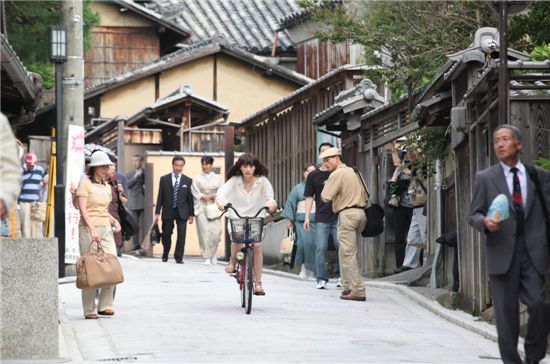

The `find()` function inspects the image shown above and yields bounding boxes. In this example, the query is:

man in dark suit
[126,155,145,250]
[469,124,550,364]
[155,156,194,263]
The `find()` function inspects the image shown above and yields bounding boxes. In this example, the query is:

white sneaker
[336,278,342,288]
[306,270,315,281]
[204,258,212,266]
[299,264,307,280]
[211,256,218,265]
[316,280,327,289]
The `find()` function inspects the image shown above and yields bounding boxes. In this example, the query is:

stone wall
[0,238,58,360]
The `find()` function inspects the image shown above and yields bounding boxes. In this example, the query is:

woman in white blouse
[216,153,276,296]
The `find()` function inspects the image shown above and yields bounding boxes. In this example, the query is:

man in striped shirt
[19,152,46,238]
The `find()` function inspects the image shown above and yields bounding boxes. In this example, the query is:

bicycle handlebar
[223,203,270,219]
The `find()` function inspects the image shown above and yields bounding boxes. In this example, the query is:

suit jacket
[155,173,194,220]
[126,168,145,210]
[469,163,550,276]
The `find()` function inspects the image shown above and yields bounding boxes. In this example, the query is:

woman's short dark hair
[227,153,269,178]
[172,155,185,165]
[303,163,316,172]
[201,156,214,165]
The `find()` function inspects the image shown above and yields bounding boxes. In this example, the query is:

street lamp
[49,24,67,278]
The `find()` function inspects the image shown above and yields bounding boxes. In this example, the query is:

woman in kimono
[191,156,223,265]
[282,163,317,280]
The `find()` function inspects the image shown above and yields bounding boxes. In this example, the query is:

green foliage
[302,1,498,106]
[405,126,451,176]
[509,1,550,52]
[5,0,100,90]
[535,158,550,171]
[530,43,550,61]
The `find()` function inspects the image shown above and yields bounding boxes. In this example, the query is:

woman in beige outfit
[76,151,121,319]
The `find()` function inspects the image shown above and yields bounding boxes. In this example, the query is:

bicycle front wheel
[244,247,254,314]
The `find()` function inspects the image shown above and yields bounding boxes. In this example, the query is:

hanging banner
[65,125,85,263]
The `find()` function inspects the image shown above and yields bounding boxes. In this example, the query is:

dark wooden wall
[245,82,346,208]
[85,26,159,88]
[297,39,350,80]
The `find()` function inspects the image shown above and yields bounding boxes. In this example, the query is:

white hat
[88,151,114,167]
[319,147,341,159]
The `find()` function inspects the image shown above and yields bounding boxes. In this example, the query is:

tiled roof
[277,8,311,31]
[141,0,302,54]
[112,0,190,38]
[277,0,341,31]
[239,65,370,126]
[0,33,43,113]
[84,37,311,99]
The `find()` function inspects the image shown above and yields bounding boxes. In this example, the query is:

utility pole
[56,1,84,277]
[62,1,84,139]
[497,1,509,125]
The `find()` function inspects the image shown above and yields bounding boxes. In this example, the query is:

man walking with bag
[155,156,194,263]
[469,124,550,364]
[320,147,368,301]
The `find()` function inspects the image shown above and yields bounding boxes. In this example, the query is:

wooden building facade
[85,0,190,88]
[239,65,368,208]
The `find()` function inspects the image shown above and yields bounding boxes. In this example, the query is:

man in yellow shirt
[320,147,367,301]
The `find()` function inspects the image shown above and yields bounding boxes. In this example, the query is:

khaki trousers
[19,201,43,238]
[337,209,366,296]
[79,224,117,315]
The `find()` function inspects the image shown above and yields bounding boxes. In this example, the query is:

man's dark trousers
[490,235,548,364]
[162,207,188,263]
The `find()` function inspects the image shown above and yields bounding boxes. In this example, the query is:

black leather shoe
[524,359,539,364]
[175,260,184,264]
[394,266,412,274]
[162,257,168,262]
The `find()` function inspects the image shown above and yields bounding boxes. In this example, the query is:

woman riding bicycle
[216,153,276,296]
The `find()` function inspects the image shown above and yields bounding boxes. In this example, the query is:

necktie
[510,167,524,234]
[173,175,179,208]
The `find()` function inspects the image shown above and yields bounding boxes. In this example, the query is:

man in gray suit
[469,124,550,364]
[126,155,145,250]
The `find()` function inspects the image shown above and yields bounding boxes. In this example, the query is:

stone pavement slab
[58,256,548,363]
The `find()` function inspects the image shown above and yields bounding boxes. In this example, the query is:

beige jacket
[0,113,22,214]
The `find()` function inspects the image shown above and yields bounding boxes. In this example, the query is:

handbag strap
[89,239,105,254]
[352,167,370,206]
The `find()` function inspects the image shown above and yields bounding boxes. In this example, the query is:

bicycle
[222,203,269,314]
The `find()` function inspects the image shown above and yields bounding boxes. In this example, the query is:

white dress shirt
[171,173,181,187]
[500,160,527,208]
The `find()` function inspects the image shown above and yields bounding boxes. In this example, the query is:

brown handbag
[76,241,124,289]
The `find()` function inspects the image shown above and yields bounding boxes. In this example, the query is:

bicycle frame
[222,204,269,314]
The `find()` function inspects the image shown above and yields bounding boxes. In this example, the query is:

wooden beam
[371,122,420,149]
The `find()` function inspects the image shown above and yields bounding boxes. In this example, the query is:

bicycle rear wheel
[245,247,254,314]
[239,260,245,308]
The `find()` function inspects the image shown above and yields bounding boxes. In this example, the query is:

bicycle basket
[229,218,265,243]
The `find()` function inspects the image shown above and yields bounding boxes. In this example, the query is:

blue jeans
[315,221,339,282]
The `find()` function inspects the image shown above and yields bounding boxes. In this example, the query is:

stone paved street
[57,256,548,363]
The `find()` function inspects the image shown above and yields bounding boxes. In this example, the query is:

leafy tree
[5,0,100,89]
[301,0,498,109]
[530,43,550,61]
[509,1,550,52]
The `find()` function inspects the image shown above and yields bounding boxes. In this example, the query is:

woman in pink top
[216,154,276,295]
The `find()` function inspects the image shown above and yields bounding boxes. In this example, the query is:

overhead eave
[111,0,191,39]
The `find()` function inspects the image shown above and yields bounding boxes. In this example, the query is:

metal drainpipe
[428,159,444,288]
